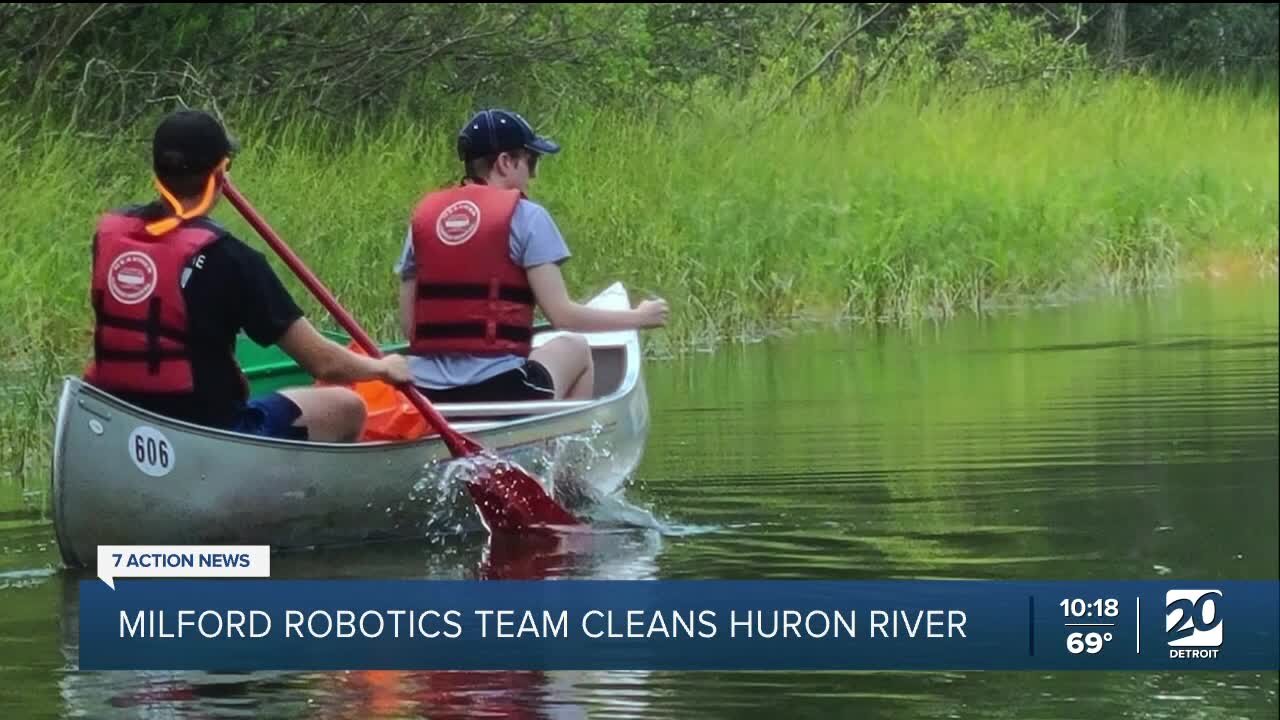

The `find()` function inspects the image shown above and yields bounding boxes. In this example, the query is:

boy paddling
[86,108,411,441]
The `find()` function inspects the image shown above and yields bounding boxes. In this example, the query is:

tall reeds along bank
[1,71,1277,507]
[502,70,1278,346]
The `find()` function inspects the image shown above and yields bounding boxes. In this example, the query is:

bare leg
[565,362,594,399]
[529,334,594,400]
[278,386,368,442]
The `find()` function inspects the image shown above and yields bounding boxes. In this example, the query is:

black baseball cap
[456,108,560,161]
[152,109,238,177]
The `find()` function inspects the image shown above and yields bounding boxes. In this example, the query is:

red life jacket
[83,211,221,394]
[408,184,534,357]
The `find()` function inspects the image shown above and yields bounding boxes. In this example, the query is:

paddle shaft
[219,178,476,458]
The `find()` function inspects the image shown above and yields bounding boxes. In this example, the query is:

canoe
[50,282,651,568]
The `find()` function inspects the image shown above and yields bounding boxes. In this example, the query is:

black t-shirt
[95,202,305,428]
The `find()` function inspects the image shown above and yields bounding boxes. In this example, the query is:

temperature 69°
[1067,631,1112,654]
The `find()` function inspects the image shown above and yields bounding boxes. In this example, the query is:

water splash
[374,418,702,540]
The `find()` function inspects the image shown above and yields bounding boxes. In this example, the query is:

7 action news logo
[1165,589,1222,660]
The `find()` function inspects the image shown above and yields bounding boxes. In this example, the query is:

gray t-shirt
[394,198,570,389]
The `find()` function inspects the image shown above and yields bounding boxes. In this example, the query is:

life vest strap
[92,289,187,336]
[91,290,191,375]
[415,321,533,344]
[93,348,191,361]
[91,313,190,344]
[417,281,534,305]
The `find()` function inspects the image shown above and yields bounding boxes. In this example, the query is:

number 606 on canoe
[127,426,175,477]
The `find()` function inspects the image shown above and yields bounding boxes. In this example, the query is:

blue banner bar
[78,580,1278,671]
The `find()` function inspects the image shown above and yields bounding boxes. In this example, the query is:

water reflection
[54,528,665,720]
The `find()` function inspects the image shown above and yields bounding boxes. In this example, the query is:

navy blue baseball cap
[152,108,238,176]
[457,109,560,161]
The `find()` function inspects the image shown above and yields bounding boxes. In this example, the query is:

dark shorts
[420,360,555,403]
[228,392,308,440]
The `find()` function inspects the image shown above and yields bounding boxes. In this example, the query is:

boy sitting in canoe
[84,108,412,441]
[394,108,669,403]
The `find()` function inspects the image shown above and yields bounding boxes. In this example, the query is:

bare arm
[399,279,415,341]
[526,263,668,332]
[275,317,409,385]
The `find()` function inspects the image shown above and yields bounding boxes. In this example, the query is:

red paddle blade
[437,427,581,531]
[461,452,581,533]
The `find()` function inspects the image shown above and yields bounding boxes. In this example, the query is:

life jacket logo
[436,200,481,246]
[107,251,158,305]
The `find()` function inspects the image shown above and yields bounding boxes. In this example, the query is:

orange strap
[145,158,228,235]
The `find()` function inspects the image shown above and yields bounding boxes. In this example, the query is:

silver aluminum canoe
[50,282,650,568]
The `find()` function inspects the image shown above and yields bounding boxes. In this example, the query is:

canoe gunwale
[54,344,636,454]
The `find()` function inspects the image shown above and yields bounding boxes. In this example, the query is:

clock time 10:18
[1060,598,1119,618]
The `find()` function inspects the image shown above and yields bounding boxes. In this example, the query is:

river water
[1,277,1276,719]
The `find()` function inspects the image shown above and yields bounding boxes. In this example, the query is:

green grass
[0,71,1277,507]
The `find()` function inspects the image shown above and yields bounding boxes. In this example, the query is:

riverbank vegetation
[1,3,1277,508]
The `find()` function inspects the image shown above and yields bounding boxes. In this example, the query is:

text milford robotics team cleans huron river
[119,607,970,641]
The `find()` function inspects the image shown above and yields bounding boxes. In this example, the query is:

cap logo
[436,200,481,246]
[107,251,158,305]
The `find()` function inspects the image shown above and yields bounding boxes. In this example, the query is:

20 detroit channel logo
[1166,589,1222,660]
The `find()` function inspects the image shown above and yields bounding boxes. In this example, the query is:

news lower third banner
[78,576,1277,671]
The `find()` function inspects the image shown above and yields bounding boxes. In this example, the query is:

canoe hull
[51,283,649,568]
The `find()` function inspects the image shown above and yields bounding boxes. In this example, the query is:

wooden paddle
[218,176,582,533]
